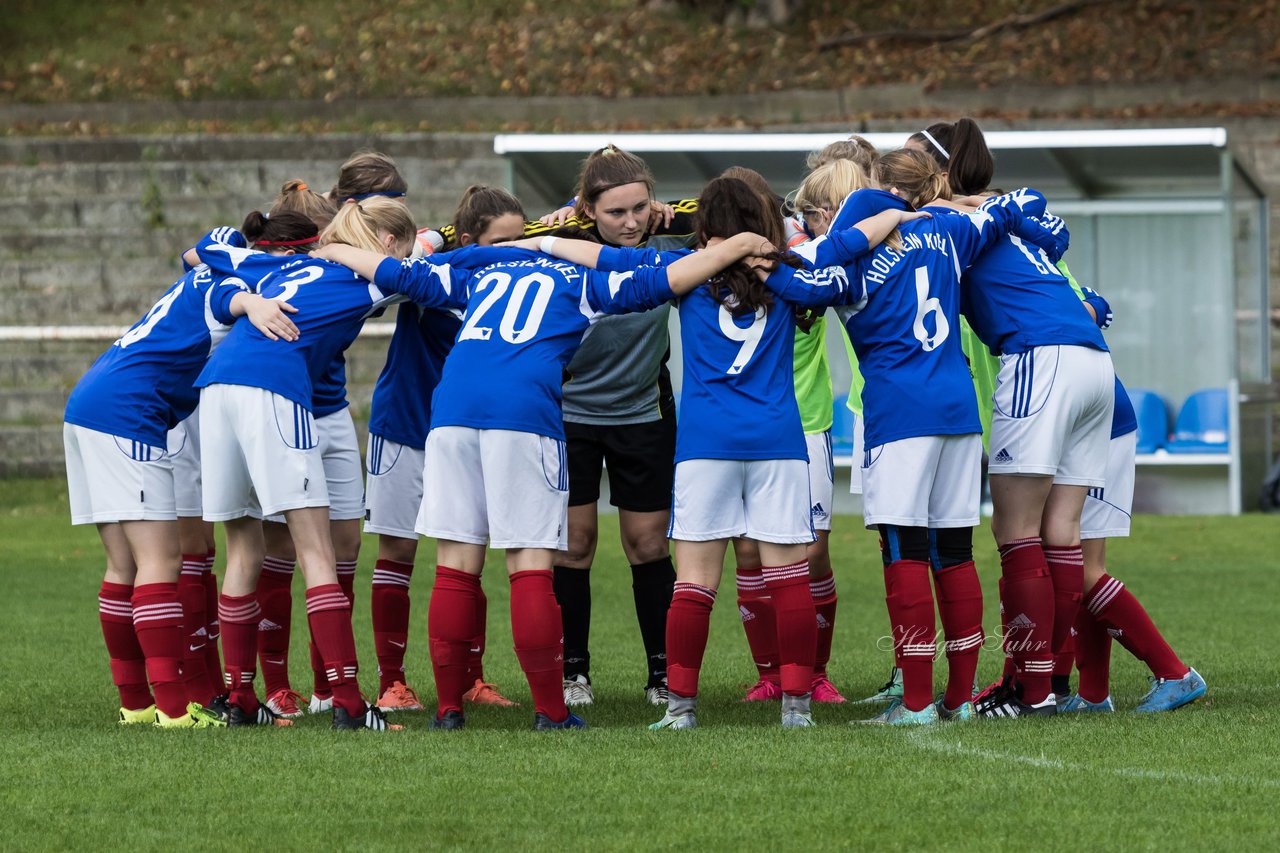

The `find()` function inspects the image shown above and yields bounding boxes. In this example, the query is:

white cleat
[563,674,595,706]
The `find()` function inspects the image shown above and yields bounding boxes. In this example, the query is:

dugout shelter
[494,129,1273,514]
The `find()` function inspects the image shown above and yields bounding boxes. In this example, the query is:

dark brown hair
[453,185,525,242]
[908,118,994,196]
[805,135,878,173]
[330,151,409,202]
[240,209,320,250]
[697,176,803,324]
[556,144,657,243]
[718,166,787,250]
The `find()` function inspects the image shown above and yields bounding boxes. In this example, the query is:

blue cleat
[858,699,939,726]
[1059,693,1115,713]
[1135,668,1206,713]
[533,711,588,731]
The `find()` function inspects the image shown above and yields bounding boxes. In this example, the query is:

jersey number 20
[459,270,554,344]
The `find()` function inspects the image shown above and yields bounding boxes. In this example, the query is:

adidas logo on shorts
[810,502,827,519]
[994,448,1014,464]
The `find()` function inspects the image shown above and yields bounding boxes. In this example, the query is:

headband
[919,129,950,161]
[254,236,318,247]
[343,190,406,201]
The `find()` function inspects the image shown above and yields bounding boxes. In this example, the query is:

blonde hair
[805,135,878,173]
[794,160,871,216]
[319,197,416,255]
[270,179,338,231]
[873,148,951,209]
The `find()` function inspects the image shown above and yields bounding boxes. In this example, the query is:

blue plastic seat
[1165,388,1230,453]
[1125,387,1171,454]
[831,394,855,456]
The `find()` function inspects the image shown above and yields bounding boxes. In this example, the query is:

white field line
[905,733,1280,790]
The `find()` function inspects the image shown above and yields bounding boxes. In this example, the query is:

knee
[623,530,669,565]
[561,526,597,565]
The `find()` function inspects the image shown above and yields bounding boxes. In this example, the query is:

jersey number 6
[912,266,950,352]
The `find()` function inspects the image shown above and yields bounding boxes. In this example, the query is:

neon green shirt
[793,315,834,434]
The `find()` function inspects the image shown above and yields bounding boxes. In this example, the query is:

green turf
[1,478,1276,850]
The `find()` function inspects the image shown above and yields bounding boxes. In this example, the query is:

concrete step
[0,424,65,477]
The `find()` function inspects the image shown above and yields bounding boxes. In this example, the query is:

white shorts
[64,423,176,525]
[198,384,330,522]
[417,426,569,550]
[806,432,834,531]
[1080,430,1136,540]
[849,411,866,495]
[989,345,1115,488]
[263,407,365,525]
[669,458,815,544]
[862,434,982,529]
[364,434,425,540]
[168,411,202,517]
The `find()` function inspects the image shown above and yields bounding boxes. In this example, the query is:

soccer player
[545,146,699,707]
[728,163,860,705]
[64,219,301,729]
[317,219,776,731]
[193,199,437,730]
[363,185,524,712]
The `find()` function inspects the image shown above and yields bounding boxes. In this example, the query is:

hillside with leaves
[3,0,1276,107]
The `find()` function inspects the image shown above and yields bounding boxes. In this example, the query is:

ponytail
[318,196,416,256]
[908,117,994,196]
[240,209,319,250]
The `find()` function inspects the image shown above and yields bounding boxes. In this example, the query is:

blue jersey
[64,246,250,448]
[776,189,1065,449]
[195,241,465,410]
[372,246,677,441]
[367,303,462,449]
[1113,376,1137,439]
[960,210,1104,356]
[599,245,862,463]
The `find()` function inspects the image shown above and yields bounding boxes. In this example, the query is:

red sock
[255,556,295,697]
[428,567,481,716]
[305,584,364,716]
[131,582,187,718]
[467,584,487,684]
[999,537,1054,703]
[884,560,935,712]
[510,570,567,721]
[218,593,262,713]
[998,576,1015,678]
[762,561,817,697]
[809,571,837,678]
[933,560,983,711]
[1085,574,1186,681]
[735,567,778,684]
[1044,545,1084,679]
[666,582,717,698]
[371,559,414,693]
[178,554,216,704]
[201,556,223,691]
[309,639,330,700]
[98,581,152,710]
[1074,601,1113,703]
[336,560,357,605]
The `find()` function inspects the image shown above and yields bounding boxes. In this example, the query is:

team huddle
[64,117,1207,732]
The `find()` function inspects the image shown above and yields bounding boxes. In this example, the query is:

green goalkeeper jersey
[793,315,834,434]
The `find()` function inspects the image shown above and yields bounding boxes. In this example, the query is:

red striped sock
[998,576,1015,678]
[336,560,357,605]
[885,560,936,712]
[372,559,414,693]
[735,567,778,684]
[218,593,262,713]
[1085,574,1186,681]
[510,570,567,722]
[428,567,481,715]
[201,553,222,690]
[999,537,1054,703]
[98,581,152,711]
[1044,545,1084,683]
[666,582,717,699]
[178,554,215,704]
[1074,601,1113,703]
[132,582,187,718]
[256,556,295,697]
[467,583,487,684]
[305,584,363,716]
[809,571,837,678]
[763,561,817,697]
[933,560,984,711]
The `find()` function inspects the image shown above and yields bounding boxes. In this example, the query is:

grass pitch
[1,478,1277,850]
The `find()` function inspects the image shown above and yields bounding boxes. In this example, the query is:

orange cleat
[265,688,305,719]
[463,679,519,707]
[375,681,425,712]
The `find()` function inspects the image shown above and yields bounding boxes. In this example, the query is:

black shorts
[565,417,676,512]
